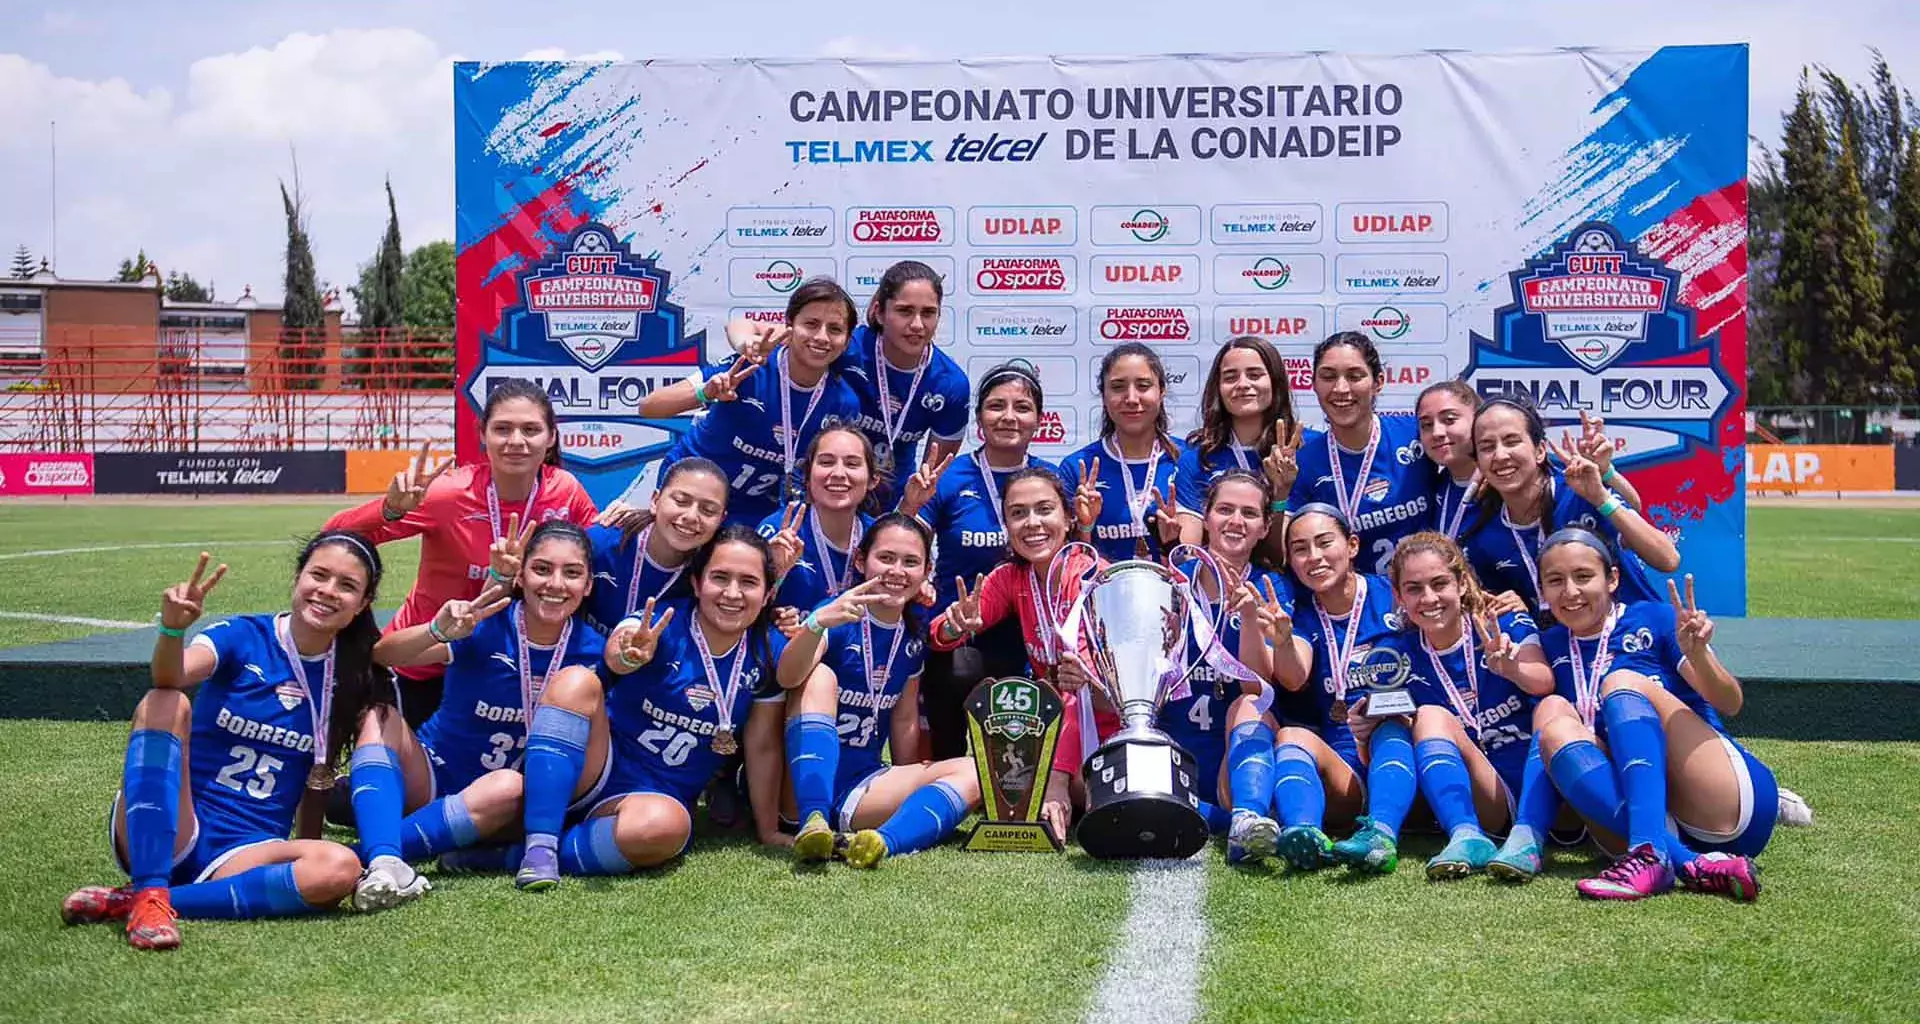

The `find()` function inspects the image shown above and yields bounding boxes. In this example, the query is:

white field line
[1085,856,1209,1024]
[0,540,290,562]
[0,610,148,629]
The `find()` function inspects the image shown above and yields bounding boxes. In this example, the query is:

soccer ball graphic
[1574,229,1614,254]
[574,230,612,254]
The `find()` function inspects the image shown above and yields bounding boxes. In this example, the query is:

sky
[1,0,1913,308]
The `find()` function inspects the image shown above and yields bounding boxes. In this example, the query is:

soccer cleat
[1426,830,1498,881]
[514,844,561,891]
[1226,812,1280,865]
[792,812,836,864]
[350,855,432,912]
[1678,852,1762,902]
[61,884,134,925]
[436,845,515,875]
[1277,825,1335,871]
[1576,844,1675,901]
[1778,788,1814,828]
[844,830,890,869]
[124,888,180,951]
[1331,816,1399,873]
[1487,836,1544,883]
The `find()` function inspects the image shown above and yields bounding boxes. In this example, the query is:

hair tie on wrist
[426,620,451,644]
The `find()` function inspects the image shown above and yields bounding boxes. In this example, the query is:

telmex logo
[849,207,950,245]
[1092,305,1198,343]
[726,206,834,248]
[968,306,1076,344]
[969,206,1078,245]
[970,256,1074,294]
[1335,253,1449,294]
[1335,202,1450,243]
[848,256,954,294]
[1211,203,1323,245]
[1091,255,1200,296]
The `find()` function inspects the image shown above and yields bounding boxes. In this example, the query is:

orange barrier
[1745,444,1895,493]
[346,449,456,494]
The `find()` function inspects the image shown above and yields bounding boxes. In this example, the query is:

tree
[9,245,35,279]
[362,180,406,330]
[164,271,213,303]
[1887,128,1920,403]
[115,249,155,283]
[280,181,326,388]
[1770,79,1834,405]
[1746,143,1790,405]
[1823,120,1907,426]
[402,240,454,329]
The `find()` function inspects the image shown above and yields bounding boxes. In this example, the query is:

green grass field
[1,498,1917,1021]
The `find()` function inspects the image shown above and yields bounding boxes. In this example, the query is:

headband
[322,531,380,569]
[1288,502,1352,530]
[977,360,1043,401]
[1541,527,1615,568]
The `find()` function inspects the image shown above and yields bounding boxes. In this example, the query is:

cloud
[518,47,626,62]
[817,36,931,61]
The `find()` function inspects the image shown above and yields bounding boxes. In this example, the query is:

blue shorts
[1329,732,1366,786]
[832,765,890,831]
[1674,735,1778,858]
[588,742,700,818]
[108,793,281,887]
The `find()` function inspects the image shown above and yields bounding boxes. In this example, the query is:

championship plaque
[963,676,1066,852]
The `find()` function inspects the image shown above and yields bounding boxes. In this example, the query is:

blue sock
[876,780,969,856]
[1546,738,1628,836]
[523,705,590,848]
[1506,735,1558,850]
[1270,743,1325,828]
[1364,719,1415,840]
[558,817,633,876]
[1415,737,1480,838]
[1196,799,1233,834]
[170,862,311,919]
[1226,721,1276,817]
[785,713,840,825]
[400,793,481,860]
[349,744,405,861]
[1600,689,1672,855]
[122,729,181,891]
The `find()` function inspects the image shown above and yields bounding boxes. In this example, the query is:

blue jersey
[1059,437,1186,563]
[1377,612,1540,774]
[417,603,608,792]
[1460,470,1660,613]
[1159,562,1291,782]
[1540,600,1724,736]
[1278,574,1400,733]
[585,524,698,632]
[1287,414,1432,575]
[758,508,876,616]
[603,601,788,806]
[1431,469,1477,543]
[840,325,970,505]
[917,450,1057,611]
[1173,440,1264,517]
[819,616,928,792]
[660,351,862,527]
[185,615,335,844]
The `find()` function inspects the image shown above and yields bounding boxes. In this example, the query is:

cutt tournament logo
[466,223,703,470]
[1464,221,1733,466]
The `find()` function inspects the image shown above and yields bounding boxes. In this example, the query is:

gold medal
[307,762,336,792]
[1328,699,1348,722]
[712,727,738,756]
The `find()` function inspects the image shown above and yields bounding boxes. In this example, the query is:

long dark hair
[623,457,730,542]
[996,465,1074,567]
[786,276,858,332]
[299,530,390,773]
[482,378,563,468]
[1462,397,1554,541]
[854,512,934,638]
[1190,335,1296,458]
[517,520,594,599]
[798,418,890,515]
[689,525,782,685]
[1201,469,1279,571]
[866,260,944,332]
[1096,342,1179,459]
[974,359,1046,424]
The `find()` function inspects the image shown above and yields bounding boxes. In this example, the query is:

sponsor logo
[728,307,787,327]
[967,306,1077,346]
[846,256,955,297]
[519,227,662,371]
[1123,209,1169,242]
[1213,253,1326,295]
[1278,348,1449,403]
[1335,202,1450,243]
[726,254,835,298]
[1334,302,1449,345]
[1216,305,1325,342]
[1348,645,1412,690]
[1098,357,1201,397]
[1090,255,1201,295]
[725,207,834,248]
[1034,409,1070,446]
[1210,203,1322,244]
[969,256,1075,294]
[24,459,90,488]
[1091,305,1199,344]
[1090,204,1202,246]
[1465,221,1735,466]
[1335,254,1449,294]
[848,207,952,245]
[1362,305,1409,339]
[968,206,1077,245]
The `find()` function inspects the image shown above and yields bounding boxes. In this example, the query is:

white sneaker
[1777,788,1814,828]
[1227,811,1279,864]
[351,854,432,912]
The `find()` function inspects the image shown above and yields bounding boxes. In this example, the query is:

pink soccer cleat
[1576,844,1675,901]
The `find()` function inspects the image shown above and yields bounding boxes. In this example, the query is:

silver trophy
[1067,558,1211,860]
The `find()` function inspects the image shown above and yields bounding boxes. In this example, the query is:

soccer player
[1061,342,1187,563]
[583,457,728,633]
[1460,398,1676,616]
[508,527,790,887]
[1496,530,1769,901]
[838,260,971,507]
[1174,336,1302,549]
[1374,532,1555,879]
[61,536,388,950]
[638,277,862,528]
[904,359,1055,760]
[351,522,608,895]
[1286,332,1433,575]
[760,422,885,628]
[326,380,597,724]
[1414,380,1481,544]
[776,514,982,866]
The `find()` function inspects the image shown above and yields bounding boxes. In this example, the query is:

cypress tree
[280,182,325,388]
[1771,79,1834,405]
[1886,128,1920,404]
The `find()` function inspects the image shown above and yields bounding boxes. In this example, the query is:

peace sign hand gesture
[1264,421,1305,496]
[1576,411,1619,475]
[1473,610,1522,678]
[1553,431,1608,505]
[1668,574,1714,658]
[489,512,536,582]
[725,322,790,366]
[1245,577,1293,645]
[433,581,512,643]
[1073,457,1104,532]
[1149,481,1183,548]
[814,578,891,631]
[160,552,229,630]
[899,450,955,517]
[947,574,987,637]
[611,598,676,673]
[700,358,761,405]
[768,502,808,580]
[385,440,451,518]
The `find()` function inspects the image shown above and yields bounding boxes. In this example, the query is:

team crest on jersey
[922,393,945,412]
[1363,476,1392,503]
[1382,609,1405,631]
[685,683,718,711]
[1620,627,1655,653]
[274,682,305,711]
[1394,440,1422,465]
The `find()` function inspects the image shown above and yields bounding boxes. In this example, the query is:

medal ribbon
[1569,605,1621,729]
[777,349,827,488]
[972,449,1024,532]
[1327,417,1381,525]
[1228,442,1253,474]
[875,345,931,449]
[1441,478,1474,540]
[1423,629,1481,744]
[860,615,907,731]
[276,614,337,768]
[515,603,574,722]
[626,526,687,617]
[690,621,750,740]
[486,469,541,543]
[806,508,864,596]
[1312,576,1369,702]
[1102,437,1163,527]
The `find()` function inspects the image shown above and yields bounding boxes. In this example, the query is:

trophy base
[1077,732,1209,860]
[964,820,1064,853]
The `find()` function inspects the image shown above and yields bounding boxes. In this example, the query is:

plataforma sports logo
[1247,257,1292,291]
[1362,305,1411,340]
[756,259,804,293]
[1122,208,1170,243]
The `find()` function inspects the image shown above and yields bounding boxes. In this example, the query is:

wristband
[1602,467,1624,487]
[1596,493,1624,518]
[690,374,711,407]
[487,566,512,584]
[1268,499,1289,515]
[803,611,828,637]
[426,620,451,644]
[153,615,186,639]
[615,615,645,635]
[618,647,645,670]
[381,503,405,522]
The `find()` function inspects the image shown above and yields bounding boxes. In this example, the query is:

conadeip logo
[969,256,1075,294]
[727,255,835,298]
[1464,221,1734,466]
[1362,305,1410,339]
[1214,254,1325,295]
[968,306,1077,346]
[1123,208,1169,241]
[1090,255,1200,295]
[1091,305,1198,344]
[726,207,833,248]
[1090,204,1201,246]
[1335,302,1448,345]
[848,207,952,245]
